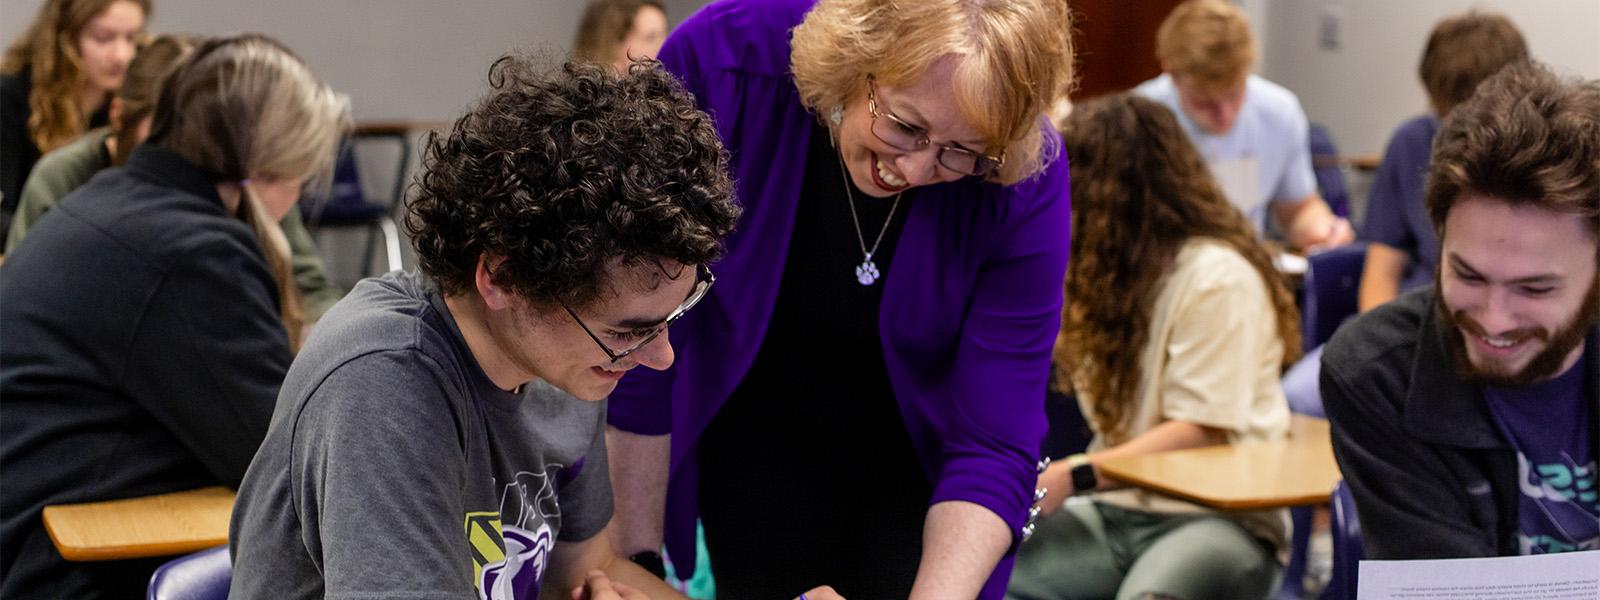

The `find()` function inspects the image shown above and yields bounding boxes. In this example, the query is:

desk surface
[42,487,235,561]
[1097,415,1341,510]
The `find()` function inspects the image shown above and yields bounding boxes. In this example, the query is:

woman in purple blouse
[605,1,1074,597]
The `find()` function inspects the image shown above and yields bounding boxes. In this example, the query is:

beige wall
[0,0,599,122]
[1256,0,1600,155]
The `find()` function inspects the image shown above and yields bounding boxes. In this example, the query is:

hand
[1306,216,1355,254]
[1036,461,1075,519]
[795,585,846,600]
[571,570,651,600]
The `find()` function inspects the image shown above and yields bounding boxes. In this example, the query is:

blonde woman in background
[0,0,149,245]
[605,0,1074,598]
[0,33,348,598]
[572,0,668,71]
[5,34,343,321]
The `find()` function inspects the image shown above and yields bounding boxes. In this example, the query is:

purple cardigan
[606,0,1071,594]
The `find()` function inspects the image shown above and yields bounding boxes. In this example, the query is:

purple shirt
[604,0,1071,595]
[1484,348,1600,554]
[1361,115,1440,293]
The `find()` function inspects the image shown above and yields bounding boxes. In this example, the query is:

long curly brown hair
[1058,94,1301,441]
[1,0,151,153]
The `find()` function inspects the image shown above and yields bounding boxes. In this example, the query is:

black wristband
[1070,461,1098,494]
[628,550,667,579]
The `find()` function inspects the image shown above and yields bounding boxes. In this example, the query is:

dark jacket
[1321,287,1600,559]
[1,72,42,238]
[0,144,290,598]
[0,71,109,248]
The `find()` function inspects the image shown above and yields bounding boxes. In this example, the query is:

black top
[0,145,290,598]
[0,71,109,248]
[1321,287,1600,559]
[697,126,931,598]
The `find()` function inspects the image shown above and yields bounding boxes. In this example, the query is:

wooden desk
[42,487,235,561]
[1097,415,1341,510]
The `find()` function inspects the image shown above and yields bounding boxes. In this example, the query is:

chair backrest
[1324,480,1364,600]
[1302,242,1368,349]
[298,138,378,226]
[147,545,231,600]
[1309,123,1351,219]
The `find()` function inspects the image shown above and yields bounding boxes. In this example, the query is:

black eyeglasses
[564,264,715,364]
[866,75,1006,177]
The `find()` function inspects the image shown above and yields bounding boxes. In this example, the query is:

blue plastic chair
[1280,243,1365,600]
[1280,241,1367,600]
[1279,504,1316,599]
[300,126,414,279]
[146,545,231,600]
[1302,242,1368,350]
[1324,480,1364,600]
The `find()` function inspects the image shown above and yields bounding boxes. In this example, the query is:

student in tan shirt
[1009,94,1302,600]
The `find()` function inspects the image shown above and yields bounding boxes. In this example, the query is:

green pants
[1007,501,1281,600]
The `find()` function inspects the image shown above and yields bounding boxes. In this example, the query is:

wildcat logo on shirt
[466,467,565,599]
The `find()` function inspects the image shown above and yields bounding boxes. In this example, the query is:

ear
[474,254,516,311]
[108,98,126,132]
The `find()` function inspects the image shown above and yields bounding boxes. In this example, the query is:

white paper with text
[1358,551,1600,599]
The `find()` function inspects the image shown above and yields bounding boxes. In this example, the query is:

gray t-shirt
[230,270,613,600]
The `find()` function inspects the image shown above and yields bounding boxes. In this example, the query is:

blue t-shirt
[1361,115,1441,293]
[1483,346,1600,554]
[1136,74,1317,236]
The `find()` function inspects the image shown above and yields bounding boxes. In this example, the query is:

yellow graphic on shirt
[465,511,505,583]
[463,469,563,599]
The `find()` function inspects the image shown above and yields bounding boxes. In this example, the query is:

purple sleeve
[929,133,1070,560]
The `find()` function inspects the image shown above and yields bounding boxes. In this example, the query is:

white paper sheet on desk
[1358,551,1600,599]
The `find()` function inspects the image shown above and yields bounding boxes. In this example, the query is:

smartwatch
[1064,453,1098,494]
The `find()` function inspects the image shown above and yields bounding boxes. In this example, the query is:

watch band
[628,550,667,579]
[1064,452,1097,494]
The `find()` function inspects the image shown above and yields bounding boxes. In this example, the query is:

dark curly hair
[407,57,740,308]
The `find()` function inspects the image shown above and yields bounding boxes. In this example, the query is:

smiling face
[75,0,144,95]
[485,259,693,401]
[832,54,994,198]
[1436,195,1599,386]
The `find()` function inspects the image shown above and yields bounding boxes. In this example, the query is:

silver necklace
[837,151,903,286]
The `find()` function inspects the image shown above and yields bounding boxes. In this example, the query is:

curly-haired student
[228,57,836,600]
[1009,94,1301,600]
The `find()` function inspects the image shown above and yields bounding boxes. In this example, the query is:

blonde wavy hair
[1155,0,1256,88]
[790,0,1075,184]
[1,0,151,153]
[145,34,350,350]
